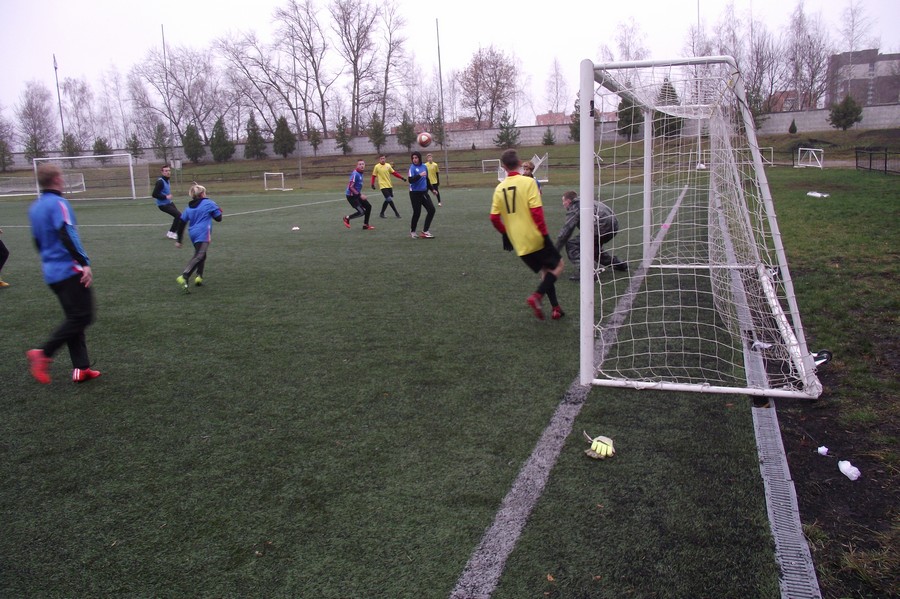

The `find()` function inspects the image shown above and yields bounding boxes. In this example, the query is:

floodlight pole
[53,54,66,142]
[436,19,449,183]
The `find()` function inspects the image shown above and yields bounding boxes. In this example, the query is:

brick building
[826,49,900,107]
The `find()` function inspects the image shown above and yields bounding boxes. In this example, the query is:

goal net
[264,172,292,191]
[32,154,150,200]
[576,56,822,398]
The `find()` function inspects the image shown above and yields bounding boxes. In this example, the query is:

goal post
[32,154,149,200]
[578,56,822,398]
[264,172,292,191]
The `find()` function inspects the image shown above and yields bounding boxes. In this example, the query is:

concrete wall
[755,104,900,135]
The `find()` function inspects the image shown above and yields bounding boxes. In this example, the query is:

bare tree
[459,46,516,128]
[786,3,833,110]
[615,17,650,61]
[129,48,188,141]
[0,109,15,170]
[61,76,96,149]
[544,58,569,115]
[16,81,58,160]
[745,22,789,115]
[275,0,340,138]
[329,0,378,136]
[100,66,133,148]
[218,32,293,135]
[166,46,226,142]
[375,0,406,126]
[840,0,873,54]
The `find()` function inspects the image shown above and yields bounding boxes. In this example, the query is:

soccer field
[2,186,782,596]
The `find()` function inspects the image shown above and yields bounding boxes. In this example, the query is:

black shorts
[520,244,562,273]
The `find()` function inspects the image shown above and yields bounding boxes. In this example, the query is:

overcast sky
[1,0,898,126]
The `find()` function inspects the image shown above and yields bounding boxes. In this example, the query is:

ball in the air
[417,132,433,147]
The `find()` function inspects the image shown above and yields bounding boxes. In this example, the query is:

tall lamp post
[53,54,66,143]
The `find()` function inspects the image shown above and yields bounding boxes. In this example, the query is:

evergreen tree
[429,113,446,147]
[396,112,416,151]
[335,117,353,155]
[368,112,386,153]
[492,111,520,149]
[92,137,113,165]
[209,117,236,163]
[152,123,173,162]
[273,116,296,158]
[182,124,205,163]
[0,138,12,172]
[125,132,144,159]
[788,119,797,134]
[61,132,82,157]
[307,127,322,156]
[828,95,863,131]
[243,114,267,159]
[617,95,644,141]
[653,78,684,139]
[23,137,46,162]
[569,95,581,142]
[542,127,556,146]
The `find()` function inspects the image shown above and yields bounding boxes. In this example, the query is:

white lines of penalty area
[72,197,346,227]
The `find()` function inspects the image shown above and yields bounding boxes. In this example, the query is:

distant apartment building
[826,49,900,107]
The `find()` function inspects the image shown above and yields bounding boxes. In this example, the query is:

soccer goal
[32,154,149,200]
[796,147,824,169]
[264,172,292,191]
[577,56,822,399]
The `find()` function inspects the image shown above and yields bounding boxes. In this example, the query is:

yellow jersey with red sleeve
[371,162,400,190]
[425,160,439,184]
[489,172,547,256]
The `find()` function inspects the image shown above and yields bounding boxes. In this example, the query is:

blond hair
[189,184,207,199]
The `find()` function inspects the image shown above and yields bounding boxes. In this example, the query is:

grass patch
[1,160,895,597]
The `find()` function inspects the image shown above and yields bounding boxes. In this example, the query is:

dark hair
[563,190,578,201]
[411,151,422,162]
[500,149,520,170]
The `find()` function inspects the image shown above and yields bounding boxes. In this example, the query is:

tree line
[0,0,879,171]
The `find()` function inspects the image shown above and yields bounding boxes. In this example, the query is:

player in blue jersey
[152,165,184,240]
[407,151,436,238]
[26,163,100,384]
[175,184,223,292]
[342,159,374,230]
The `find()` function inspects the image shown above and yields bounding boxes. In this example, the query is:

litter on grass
[838,460,861,480]
[806,191,830,198]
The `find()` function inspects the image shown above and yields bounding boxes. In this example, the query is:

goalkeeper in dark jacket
[556,190,627,280]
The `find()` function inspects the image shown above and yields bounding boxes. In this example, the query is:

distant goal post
[795,147,824,169]
[32,154,150,200]
[264,172,293,191]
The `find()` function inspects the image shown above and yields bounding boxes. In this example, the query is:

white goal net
[32,154,150,200]
[577,56,822,398]
[264,172,292,191]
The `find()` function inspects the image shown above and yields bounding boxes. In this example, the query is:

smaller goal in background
[264,172,293,191]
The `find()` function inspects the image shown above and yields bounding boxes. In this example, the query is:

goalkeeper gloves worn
[502,233,514,252]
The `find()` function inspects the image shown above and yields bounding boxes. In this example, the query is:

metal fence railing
[855,148,900,175]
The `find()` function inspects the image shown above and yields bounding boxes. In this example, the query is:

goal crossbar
[32,154,147,200]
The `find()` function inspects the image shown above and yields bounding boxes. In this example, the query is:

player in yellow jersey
[490,149,565,320]
[370,155,406,218]
[425,153,442,206]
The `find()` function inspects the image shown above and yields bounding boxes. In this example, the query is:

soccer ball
[417,132,433,148]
